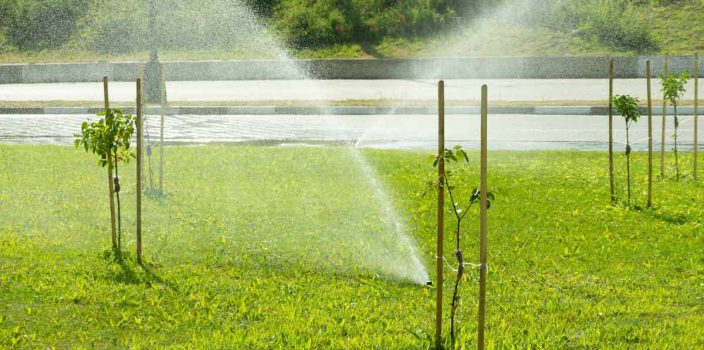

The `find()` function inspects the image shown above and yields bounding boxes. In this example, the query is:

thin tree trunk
[114,150,122,250]
[626,123,631,206]
[674,103,680,180]
[449,220,463,348]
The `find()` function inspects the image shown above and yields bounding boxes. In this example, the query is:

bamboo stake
[647,60,653,208]
[136,78,143,264]
[159,67,166,192]
[435,80,445,350]
[694,53,699,179]
[477,84,489,350]
[136,69,146,190]
[661,54,669,178]
[608,59,616,204]
[103,77,118,249]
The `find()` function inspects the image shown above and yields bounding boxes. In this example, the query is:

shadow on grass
[103,248,178,291]
[634,206,691,225]
[144,188,168,202]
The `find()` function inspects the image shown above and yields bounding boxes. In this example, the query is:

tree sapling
[75,108,136,250]
[612,94,641,206]
[432,145,494,347]
[661,71,690,180]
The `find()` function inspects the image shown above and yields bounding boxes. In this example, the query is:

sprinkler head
[426,281,433,286]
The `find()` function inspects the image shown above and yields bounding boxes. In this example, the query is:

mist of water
[347,148,429,284]
[122,0,431,284]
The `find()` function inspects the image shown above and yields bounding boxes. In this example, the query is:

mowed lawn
[0,145,702,349]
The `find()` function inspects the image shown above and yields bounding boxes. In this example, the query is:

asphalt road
[1,79,702,102]
[1,113,700,151]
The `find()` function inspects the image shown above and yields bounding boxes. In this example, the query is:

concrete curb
[1,56,701,83]
[1,106,703,116]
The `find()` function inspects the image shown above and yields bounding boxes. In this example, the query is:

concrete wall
[0,56,701,83]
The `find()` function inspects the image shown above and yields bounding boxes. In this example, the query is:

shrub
[273,0,460,48]
[244,0,279,17]
[272,0,359,47]
[73,0,284,54]
[71,0,147,54]
[3,0,93,51]
[517,0,657,53]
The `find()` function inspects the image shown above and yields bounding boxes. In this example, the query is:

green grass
[1,145,703,348]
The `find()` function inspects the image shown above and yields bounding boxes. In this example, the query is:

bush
[273,0,461,48]
[272,0,359,47]
[0,0,485,54]
[71,0,147,54]
[520,0,657,52]
[3,0,93,51]
[73,0,285,54]
[244,0,279,17]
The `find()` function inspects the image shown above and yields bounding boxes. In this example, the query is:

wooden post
[661,54,669,178]
[159,67,166,192]
[694,53,699,179]
[477,84,489,350]
[647,60,653,208]
[435,80,445,350]
[608,59,616,204]
[103,77,118,249]
[136,78,143,264]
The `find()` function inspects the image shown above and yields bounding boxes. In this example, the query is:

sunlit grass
[1,145,702,348]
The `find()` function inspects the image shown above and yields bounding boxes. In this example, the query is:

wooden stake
[136,70,146,189]
[694,53,699,179]
[159,67,166,192]
[103,77,118,249]
[136,78,143,264]
[661,54,669,178]
[608,59,616,204]
[477,84,489,350]
[647,60,653,208]
[435,80,445,350]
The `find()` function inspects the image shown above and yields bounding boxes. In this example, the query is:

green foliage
[1,0,702,59]
[272,0,358,47]
[521,0,657,52]
[72,0,147,55]
[431,144,494,346]
[433,145,468,167]
[660,71,691,106]
[2,0,93,51]
[244,0,279,17]
[659,70,690,179]
[73,0,283,54]
[612,94,641,206]
[612,94,641,125]
[272,0,461,47]
[1,146,703,348]
[74,108,135,169]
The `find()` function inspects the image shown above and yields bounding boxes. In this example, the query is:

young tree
[661,71,690,180]
[612,94,641,206]
[432,145,494,347]
[75,108,136,250]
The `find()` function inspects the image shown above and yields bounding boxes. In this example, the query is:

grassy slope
[0,3,702,63]
[0,145,703,348]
